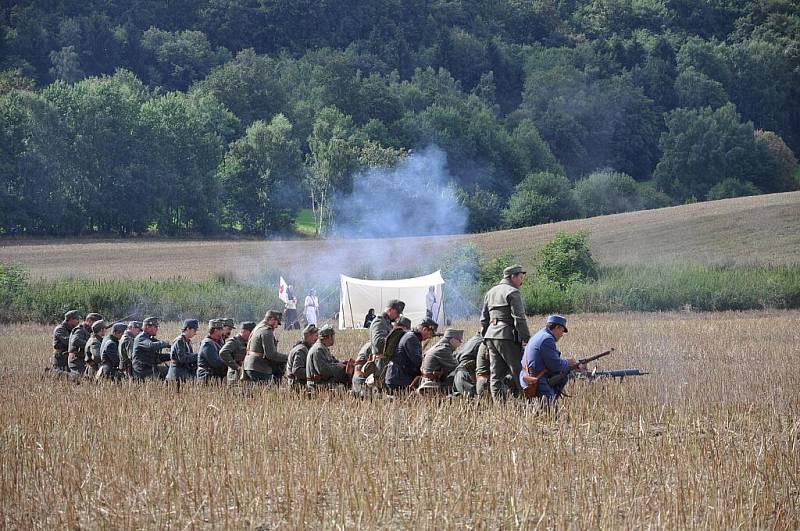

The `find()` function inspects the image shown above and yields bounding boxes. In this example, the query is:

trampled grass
[1,192,798,282]
[1,312,798,528]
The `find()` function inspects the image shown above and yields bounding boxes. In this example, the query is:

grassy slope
[2,192,798,281]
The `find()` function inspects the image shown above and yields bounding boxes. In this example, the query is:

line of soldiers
[49,264,581,402]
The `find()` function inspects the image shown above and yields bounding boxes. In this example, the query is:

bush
[574,170,643,217]
[536,232,597,288]
[706,178,760,200]
[501,172,578,228]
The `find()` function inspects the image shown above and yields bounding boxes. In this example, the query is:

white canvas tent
[338,271,445,329]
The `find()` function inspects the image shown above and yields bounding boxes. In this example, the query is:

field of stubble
[1,312,798,529]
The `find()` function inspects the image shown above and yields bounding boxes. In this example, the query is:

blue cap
[546,315,568,332]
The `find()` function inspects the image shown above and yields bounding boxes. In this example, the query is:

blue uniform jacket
[519,328,569,391]
[385,331,423,388]
[197,336,227,380]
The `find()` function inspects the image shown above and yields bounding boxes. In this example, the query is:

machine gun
[547,348,614,387]
[581,368,649,380]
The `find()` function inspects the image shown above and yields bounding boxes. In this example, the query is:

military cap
[182,319,199,330]
[318,324,336,338]
[503,264,527,278]
[265,310,283,322]
[386,299,406,313]
[546,314,568,332]
[418,317,439,330]
[222,318,235,328]
[143,317,160,327]
[397,316,412,329]
[91,320,110,333]
[128,320,143,329]
[111,322,127,334]
[443,328,464,341]
[417,378,441,393]
[85,312,104,322]
[240,321,256,332]
[64,310,81,321]
[302,324,318,336]
[208,319,224,329]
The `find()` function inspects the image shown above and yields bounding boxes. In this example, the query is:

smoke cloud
[332,145,468,238]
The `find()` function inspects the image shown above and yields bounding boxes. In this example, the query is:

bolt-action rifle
[547,348,615,387]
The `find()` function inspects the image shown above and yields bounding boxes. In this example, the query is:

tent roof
[339,270,444,288]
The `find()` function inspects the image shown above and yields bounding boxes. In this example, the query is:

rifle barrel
[579,348,614,365]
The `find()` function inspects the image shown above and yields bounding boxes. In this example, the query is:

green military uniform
[244,313,287,381]
[480,265,531,400]
[97,323,126,380]
[474,341,490,396]
[306,326,349,389]
[369,300,404,377]
[52,310,79,371]
[132,317,171,379]
[417,330,461,394]
[287,340,312,388]
[165,320,198,382]
[68,323,92,375]
[220,322,254,384]
[84,321,108,378]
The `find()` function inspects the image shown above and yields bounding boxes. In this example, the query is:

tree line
[1,0,799,236]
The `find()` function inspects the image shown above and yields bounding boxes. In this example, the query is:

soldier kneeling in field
[417,328,462,395]
[286,324,319,390]
[244,311,288,383]
[306,325,353,390]
[97,322,127,380]
[132,317,171,380]
[451,331,483,397]
[166,319,199,382]
[197,320,228,382]
[385,318,438,394]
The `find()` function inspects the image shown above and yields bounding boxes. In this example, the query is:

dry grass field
[2,192,799,282]
[2,312,798,529]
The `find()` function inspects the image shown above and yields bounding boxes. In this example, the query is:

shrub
[706,178,760,200]
[501,172,578,228]
[536,232,597,288]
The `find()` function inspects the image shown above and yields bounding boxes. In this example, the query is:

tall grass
[2,264,799,323]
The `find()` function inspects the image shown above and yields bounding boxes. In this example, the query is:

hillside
[2,192,798,282]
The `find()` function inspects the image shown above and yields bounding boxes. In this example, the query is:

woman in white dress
[304,289,319,325]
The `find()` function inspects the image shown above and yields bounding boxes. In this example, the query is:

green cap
[302,324,319,336]
[143,317,160,327]
[128,321,143,329]
[86,313,104,322]
[418,317,439,330]
[240,321,256,332]
[222,318,235,328]
[318,324,335,338]
[111,322,127,333]
[265,310,282,322]
[64,310,81,321]
[397,316,412,329]
[443,328,464,341]
[208,319,224,329]
[503,264,526,277]
[91,320,110,333]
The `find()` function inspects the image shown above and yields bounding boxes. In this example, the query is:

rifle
[547,348,614,388]
[583,368,649,380]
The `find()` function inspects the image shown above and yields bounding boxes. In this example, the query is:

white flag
[278,276,289,303]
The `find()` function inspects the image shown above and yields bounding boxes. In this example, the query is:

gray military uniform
[119,331,136,374]
[68,324,91,375]
[306,340,349,388]
[369,313,393,374]
[244,324,287,379]
[418,337,459,394]
[286,340,312,387]
[351,340,371,395]
[132,332,171,379]
[452,333,483,397]
[165,334,196,381]
[220,335,247,384]
[84,334,103,378]
[480,278,531,399]
[52,321,74,371]
[197,336,227,381]
[97,335,121,379]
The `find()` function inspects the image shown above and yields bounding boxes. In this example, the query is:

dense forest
[1,0,798,236]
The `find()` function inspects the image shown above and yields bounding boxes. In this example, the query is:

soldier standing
[369,299,405,374]
[219,318,235,345]
[243,311,288,382]
[286,324,319,389]
[165,319,199,382]
[480,265,531,400]
[84,320,110,378]
[52,310,80,371]
[132,317,171,380]
[119,321,142,377]
[68,312,103,375]
[385,317,437,393]
[305,325,351,389]
[97,322,127,380]
[197,320,228,382]
[451,332,483,397]
[220,321,256,385]
[417,328,462,395]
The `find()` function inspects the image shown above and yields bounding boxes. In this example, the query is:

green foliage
[706,179,761,200]
[0,263,29,303]
[501,171,579,228]
[536,232,598,289]
[479,251,516,291]
[574,170,644,217]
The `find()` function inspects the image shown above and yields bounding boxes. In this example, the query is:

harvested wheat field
[2,192,799,282]
[1,311,798,529]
